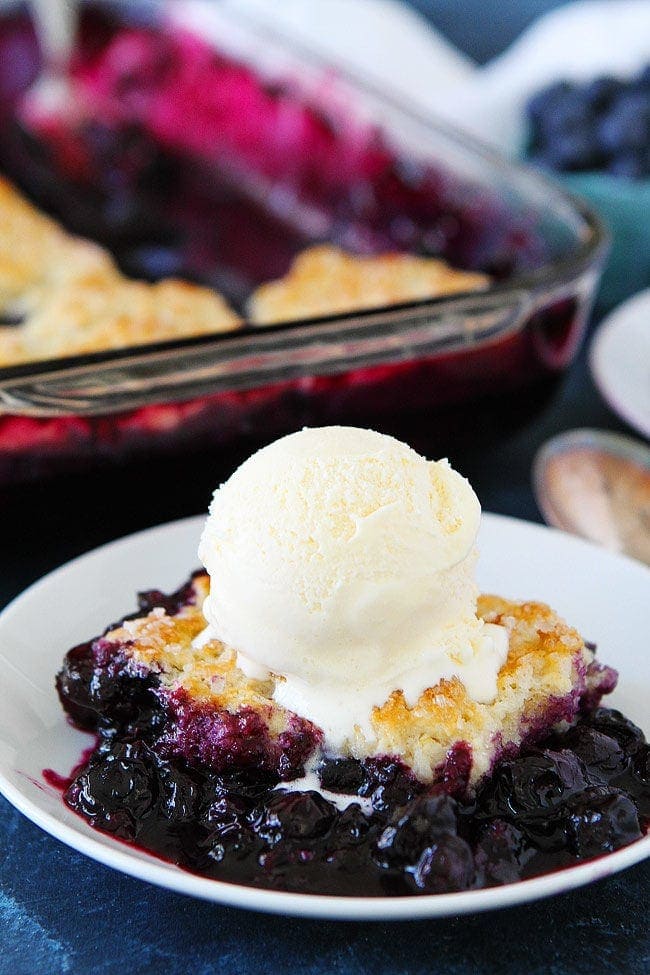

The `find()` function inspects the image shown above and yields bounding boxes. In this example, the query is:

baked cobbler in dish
[53,429,648,897]
[0,180,488,366]
[0,1,587,486]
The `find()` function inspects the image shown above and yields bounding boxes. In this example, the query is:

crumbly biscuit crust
[249,244,489,325]
[0,182,489,364]
[0,177,240,366]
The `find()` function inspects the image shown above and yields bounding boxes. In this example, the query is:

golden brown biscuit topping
[249,244,489,325]
[102,572,598,785]
[0,177,240,367]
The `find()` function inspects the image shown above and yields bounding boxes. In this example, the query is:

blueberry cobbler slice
[54,429,648,896]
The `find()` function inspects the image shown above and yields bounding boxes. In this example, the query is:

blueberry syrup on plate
[42,743,97,792]
[52,583,649,897]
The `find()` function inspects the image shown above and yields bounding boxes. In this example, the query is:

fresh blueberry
[607,151,648,179]
[584,76,623,112]
[545,128,602,171]
[526,81,577,127]
[598,97,650,153]
[525,66,650,175]
[126,245,184,281]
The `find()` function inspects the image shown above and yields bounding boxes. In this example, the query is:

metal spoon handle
[29,0,79,70]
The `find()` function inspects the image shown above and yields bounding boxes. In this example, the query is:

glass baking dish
[0,1,607,481]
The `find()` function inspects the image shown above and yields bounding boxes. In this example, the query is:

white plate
[590,289,650,440]
[0,513,648,920]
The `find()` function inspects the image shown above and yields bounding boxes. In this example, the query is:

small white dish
[533,428,650,565]
[0,513,648,920]
[590,289,650,440]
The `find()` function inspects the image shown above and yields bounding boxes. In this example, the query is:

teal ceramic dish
[557,173,650,310]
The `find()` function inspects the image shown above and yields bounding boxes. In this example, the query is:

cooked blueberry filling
[56,711,647,896]
[54,578,648,896]
[135,570,205,618]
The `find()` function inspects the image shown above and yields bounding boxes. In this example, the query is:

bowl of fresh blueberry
[525,64,650,308]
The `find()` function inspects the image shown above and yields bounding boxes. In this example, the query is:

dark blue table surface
[1,3,648,973]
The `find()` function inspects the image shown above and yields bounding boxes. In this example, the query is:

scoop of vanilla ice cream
[198,426,508,748]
